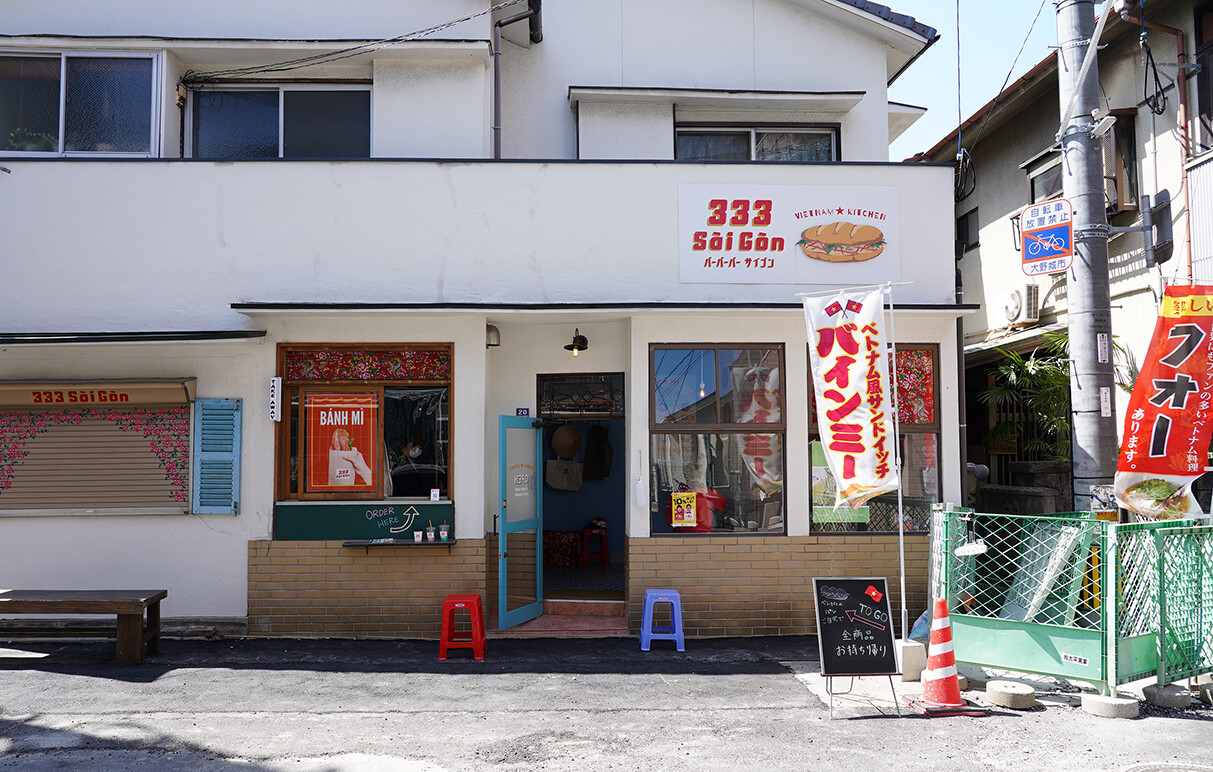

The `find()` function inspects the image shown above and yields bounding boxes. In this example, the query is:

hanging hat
[551,424,582,459]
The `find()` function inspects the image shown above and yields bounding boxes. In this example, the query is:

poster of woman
[304,392,379,493]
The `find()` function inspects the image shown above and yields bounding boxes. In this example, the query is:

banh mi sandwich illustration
[797,222,886,263]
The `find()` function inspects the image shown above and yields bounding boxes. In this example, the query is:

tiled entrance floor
[487,598,629,639]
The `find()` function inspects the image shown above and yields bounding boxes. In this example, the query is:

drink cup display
[426,527,436,541]
[439,524,449,541]
[413,530,423,542]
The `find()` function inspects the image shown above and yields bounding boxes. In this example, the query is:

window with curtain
[675,127,837,162]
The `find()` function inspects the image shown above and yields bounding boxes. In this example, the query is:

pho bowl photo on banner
[804,288,899,508]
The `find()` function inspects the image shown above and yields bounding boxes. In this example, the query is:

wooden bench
[0,589,167,664]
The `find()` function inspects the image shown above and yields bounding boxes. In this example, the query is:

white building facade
[0,0,961,637]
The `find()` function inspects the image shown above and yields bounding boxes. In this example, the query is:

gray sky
[887,0,1060,160]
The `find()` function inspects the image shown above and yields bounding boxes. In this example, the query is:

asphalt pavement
[1,635,1211,771]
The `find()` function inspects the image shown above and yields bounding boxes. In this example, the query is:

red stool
[439,594,486,660]
[582,527,609,567]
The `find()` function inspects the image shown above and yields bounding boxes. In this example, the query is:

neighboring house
[917,0,1212,508]
[0,0,960,639]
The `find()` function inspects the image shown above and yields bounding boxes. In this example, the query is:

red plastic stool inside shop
[438,594,486,661]
[582,527,609,567]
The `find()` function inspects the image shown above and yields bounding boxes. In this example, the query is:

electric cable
[967,0,1050,153]
[1142,37,1168,115]
[183,0,525,84]
[954,0,974,203]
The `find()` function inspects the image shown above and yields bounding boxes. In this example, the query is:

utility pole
[1056,0,1119,511]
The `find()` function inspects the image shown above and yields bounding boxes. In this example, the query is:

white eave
[0,36,491,70]
[888,100,926,143]
[568,87,865,115]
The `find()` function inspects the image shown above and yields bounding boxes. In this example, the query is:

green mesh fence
[943,510,1101,629]
[939,507,1213,690]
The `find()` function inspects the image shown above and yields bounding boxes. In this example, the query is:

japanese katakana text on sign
[1020,199,1074,276]
[1115,284,1213,520]
[804,289,899,508]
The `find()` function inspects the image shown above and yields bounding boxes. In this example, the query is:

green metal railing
[937,506,1213,696]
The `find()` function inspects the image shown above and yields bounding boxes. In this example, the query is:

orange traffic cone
[906,597,987,717]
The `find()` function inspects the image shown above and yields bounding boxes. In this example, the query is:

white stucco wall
[577,102,673,160]
[373,58,491,159]
[2,0,924,163]
[503,0,896,161]
[0,160,955,334]
[0,0,493,40]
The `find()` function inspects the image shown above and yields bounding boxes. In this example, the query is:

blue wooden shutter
[192,398,242,514]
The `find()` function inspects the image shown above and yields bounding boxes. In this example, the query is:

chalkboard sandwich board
[812,577,898,677]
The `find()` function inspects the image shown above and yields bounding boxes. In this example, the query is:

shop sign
[678,184,899,284]
[269,377,282,422]
[1115,284,1213,519]
[304,392,379,493]
[804,289,899,507]
[0,379,196,407]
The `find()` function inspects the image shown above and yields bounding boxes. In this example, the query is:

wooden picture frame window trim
[274,343,454,502]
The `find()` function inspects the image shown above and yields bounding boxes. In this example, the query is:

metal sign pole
[884,282,909,641]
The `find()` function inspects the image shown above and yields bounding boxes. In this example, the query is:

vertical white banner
[804,289,899,507]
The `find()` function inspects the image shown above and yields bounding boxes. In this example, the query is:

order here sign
[1020,199,1074,276]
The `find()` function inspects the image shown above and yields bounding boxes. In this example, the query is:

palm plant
[979,332,1072,462]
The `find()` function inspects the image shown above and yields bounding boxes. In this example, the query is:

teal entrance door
[497,415,543,629]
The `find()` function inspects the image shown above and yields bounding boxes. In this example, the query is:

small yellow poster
[670,491,697,528]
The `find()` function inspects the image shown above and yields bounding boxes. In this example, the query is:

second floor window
[1,53,157,155]
[190,87,371,159]
[675,127,837,162]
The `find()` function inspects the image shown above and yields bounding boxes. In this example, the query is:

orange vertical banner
[1115,284,1213,519]
[305,392,379,493]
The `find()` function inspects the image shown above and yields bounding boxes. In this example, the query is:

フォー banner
[804,288,899,508]
[1115,284,1213,519]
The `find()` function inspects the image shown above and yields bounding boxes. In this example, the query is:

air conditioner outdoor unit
[1004,283,1040,324]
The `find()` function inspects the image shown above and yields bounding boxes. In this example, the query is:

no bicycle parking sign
[1020,199,1074,276]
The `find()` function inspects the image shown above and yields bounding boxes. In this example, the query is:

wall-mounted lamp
[563,328,588,357]
[486,324,501,348]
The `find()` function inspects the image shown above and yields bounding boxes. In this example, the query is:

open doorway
[537,373,625,600]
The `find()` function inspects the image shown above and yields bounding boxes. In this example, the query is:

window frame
[0,49,161,158]
[1026,153,1064,205]
[956,207,979,254]
[1195,5,1213,152]
[186,82,373,159]
[674,124,840,162]
[1102,109,1138,214]
[807,342,942,534]
[274,343,453,503]
[649,343,787,536]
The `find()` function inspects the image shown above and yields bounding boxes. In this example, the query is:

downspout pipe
[493,0,542,159]
[1118,10,1193,278]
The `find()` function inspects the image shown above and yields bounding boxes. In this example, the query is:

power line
[183,0,525,84]
[968,0,1051,153]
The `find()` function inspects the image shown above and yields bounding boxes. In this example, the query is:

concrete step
[543,598,626,617]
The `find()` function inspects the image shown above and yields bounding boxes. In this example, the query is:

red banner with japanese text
[1115,285,1213,519]
[804,289,899,507]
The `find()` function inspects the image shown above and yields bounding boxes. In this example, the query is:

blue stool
[640,589,685,651]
